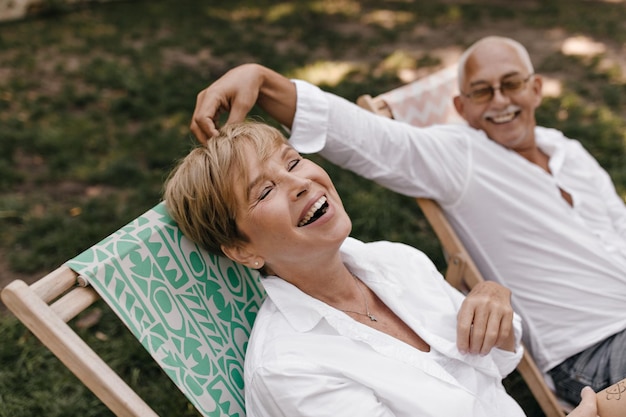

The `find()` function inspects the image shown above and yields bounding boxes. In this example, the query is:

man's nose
[490,86,510,104]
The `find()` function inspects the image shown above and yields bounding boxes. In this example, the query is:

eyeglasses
[461,73,534,104]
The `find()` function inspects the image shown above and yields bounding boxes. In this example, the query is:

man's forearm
[254,64,297,129]
[597,378,626,417]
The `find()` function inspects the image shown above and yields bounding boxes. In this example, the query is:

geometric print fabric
[67,202,265,417]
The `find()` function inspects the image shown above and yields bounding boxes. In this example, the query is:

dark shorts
[548,328,626,404]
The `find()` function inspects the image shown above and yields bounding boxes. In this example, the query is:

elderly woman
[163,122,597,417]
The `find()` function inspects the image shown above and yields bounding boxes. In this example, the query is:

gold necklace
[340,274,377,322]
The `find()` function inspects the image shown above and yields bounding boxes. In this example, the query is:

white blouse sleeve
[430,254,524,378]
[486,313,524,378]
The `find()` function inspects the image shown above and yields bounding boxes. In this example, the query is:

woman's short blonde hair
[163,122,288,256]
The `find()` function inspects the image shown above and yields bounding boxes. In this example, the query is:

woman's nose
[291,175,311,199]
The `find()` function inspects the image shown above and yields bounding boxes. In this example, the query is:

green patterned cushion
[66,202,265,417]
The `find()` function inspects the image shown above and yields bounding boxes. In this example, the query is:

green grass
[1,0,626,415]
[0,303,199,417]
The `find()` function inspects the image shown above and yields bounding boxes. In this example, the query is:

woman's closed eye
[287,158,301,171]
[255,156,302,202]
[258,184,274,201]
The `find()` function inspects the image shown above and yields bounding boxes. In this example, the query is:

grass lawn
[1,0,626,416]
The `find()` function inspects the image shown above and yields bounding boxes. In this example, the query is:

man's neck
[517,146,550,173]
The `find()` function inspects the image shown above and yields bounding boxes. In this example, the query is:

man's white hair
[457,36,534,89]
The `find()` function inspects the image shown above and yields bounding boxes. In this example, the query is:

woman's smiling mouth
[298,196,328,227]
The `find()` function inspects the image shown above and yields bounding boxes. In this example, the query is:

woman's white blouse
[244,238,525,417]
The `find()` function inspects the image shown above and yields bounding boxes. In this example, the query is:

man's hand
[190,64,264,144]
[457,281,515,355]
[190,63,297,145]
[566,387,598,417]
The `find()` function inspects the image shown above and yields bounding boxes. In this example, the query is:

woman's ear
[221,243,263,269]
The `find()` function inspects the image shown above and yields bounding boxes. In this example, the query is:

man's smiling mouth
[298,196,328,227]
[485,107,521,124]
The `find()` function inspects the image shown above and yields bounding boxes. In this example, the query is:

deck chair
[1,201,265,417]
[357,65,567,417]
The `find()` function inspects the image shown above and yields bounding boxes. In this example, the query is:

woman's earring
[254,261,259,267]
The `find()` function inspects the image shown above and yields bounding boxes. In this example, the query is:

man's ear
[530,74,543,108]
[221,243,263,269]
[453,95,465,118]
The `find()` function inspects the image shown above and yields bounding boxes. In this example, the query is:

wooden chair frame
[2,202,261,417]
[1,266,159,417]
[357,91,566,417]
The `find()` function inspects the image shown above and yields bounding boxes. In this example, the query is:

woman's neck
[270,254,357,305]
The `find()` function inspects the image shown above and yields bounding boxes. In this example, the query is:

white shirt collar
[260,238,395,332]
[535,126,568,175]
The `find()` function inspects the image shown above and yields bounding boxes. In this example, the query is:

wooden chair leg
[1,276,159,417]
[517,350,566,417]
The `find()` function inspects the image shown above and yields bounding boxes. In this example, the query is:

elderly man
[189,36,626,405]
